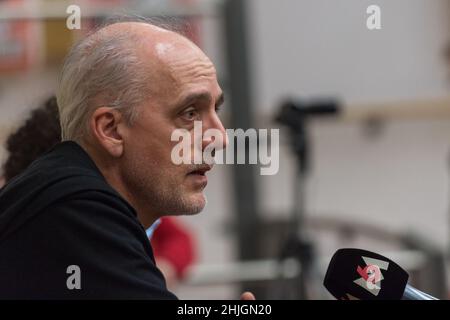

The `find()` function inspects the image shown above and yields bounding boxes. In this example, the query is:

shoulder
[1,189,177,299]
[46,189,144,246]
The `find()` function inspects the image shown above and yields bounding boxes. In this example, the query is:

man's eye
[181,108,199,121]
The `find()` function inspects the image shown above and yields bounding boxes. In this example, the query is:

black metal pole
[222,0,263,296]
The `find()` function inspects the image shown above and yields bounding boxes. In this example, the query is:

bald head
[57,20,212,142]
[98,22,214,98]
[91,21,177,55]
[90,21,208,75]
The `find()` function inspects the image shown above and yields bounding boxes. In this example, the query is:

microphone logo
[354,256,389,296]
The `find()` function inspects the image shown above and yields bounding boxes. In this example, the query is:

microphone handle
[402,284,438,300]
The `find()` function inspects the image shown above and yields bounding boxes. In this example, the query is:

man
[0,95,197,291]
[0,20,252,299]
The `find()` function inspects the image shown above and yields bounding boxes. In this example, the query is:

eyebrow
[177,91,225,110]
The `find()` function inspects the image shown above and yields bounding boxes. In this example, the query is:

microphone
[323,248,438,300]
[276,98,340,128]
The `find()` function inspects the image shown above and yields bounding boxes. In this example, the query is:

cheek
[149,127,179,162]
[126,117,183,169]
[131,132,173,162]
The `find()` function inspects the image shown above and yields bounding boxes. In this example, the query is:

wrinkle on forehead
[170,56,216,81]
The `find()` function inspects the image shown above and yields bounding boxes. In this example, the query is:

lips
[187,165,212,188]
[187,165,212,176]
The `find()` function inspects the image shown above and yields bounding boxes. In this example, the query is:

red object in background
[151,217,196,280]
[0,0,31,73]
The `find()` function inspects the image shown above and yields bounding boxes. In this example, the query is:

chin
[183,193,206,215]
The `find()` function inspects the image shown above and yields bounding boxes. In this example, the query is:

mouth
[186,165,212,188]
[187,165,213,176]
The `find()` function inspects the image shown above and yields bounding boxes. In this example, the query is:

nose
[202,113,228,152]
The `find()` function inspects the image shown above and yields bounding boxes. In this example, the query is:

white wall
[247,0,450,255]
[248,0,450,109]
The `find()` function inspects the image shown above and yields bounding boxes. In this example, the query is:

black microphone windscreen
[324,248,409,300]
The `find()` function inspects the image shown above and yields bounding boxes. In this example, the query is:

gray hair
[57,16,189,142]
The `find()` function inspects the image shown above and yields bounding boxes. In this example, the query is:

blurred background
[1,0,450,299]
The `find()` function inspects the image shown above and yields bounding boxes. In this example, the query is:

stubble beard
[129,166,207,217]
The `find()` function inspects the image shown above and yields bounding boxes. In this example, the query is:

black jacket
[0,141,177,299]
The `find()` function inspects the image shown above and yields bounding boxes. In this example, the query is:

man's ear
[89,107,124,157]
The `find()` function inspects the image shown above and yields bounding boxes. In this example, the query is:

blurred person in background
[0,96,196,290]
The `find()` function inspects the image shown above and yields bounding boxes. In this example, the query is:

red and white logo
[354,256,390,296]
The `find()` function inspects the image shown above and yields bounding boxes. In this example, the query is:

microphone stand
[275,99,338,299]
[402,285,438,300]
[276,107,316,300]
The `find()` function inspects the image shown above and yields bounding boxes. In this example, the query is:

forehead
[145,38,220,101]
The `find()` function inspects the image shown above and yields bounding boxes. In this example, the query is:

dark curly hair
[2,96,61,182]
